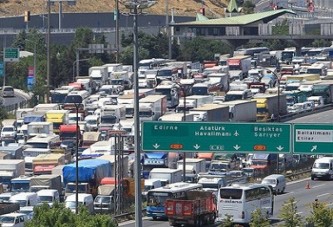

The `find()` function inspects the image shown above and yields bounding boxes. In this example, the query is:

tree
[250,208,270,227]
[278,197,303,227]
[25,202,117,227]
[220,214,234,227]
[272,19,289,36]
[306,199,333,227]
[242,1,255,14]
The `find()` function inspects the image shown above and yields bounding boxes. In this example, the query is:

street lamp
[74,102,80,214]
[72,58,90,82]
[122,1,156,227]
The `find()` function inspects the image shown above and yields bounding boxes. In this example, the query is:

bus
[234,47,269,57]
[146,182,203,220]
[155,80,179,108]
[217,183,274,224]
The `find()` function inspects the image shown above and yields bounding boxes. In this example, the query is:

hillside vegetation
[0,0,228,18]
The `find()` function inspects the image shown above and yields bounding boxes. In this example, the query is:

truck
[110,71,132,92]
[89,66,108,88]
[252,93,287,122]
[102,104,126,122]
[165,190,217,226]
[117,93,135,118]
[32,153,66,175]
[63,159,111,198]
[177,158,206,174]
[227,55,251,80]
[0,160,25,190]
[283,90,308,106]
[0,202,20,215]
[0,144,24,159]
[76,76,98,94]
[59,124,82,144]
[158,113,195,122]
[45,110,69,133]
[27,122,53,138]
[312,80,333,104]
[222,100,257,122]
[250,153,278,176]
[82,132,101,149]
[97,154,128,178]
[149,168,182,186]
[139,95,167,121]
[10,176,32,193]
[142,152,169,179]
[189,104,229,122]
[29,174,62,196]
[176,95,214,112]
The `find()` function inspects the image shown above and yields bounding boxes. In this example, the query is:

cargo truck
[189,104,229,122]
[227,55,251,80]
[63,159,111,198]
[149,168,182,186]
[97,154,128,178]
[29,174,62,196]
[27,122,53,138]
[0,202,20,215]
[32,153,65,175]
[222,100,257,122]
[158,113,194,122]
[252,94,287,122]
[176,95,214,112]
[89,66,108,88]
[177,158,206,174]
[165,190,217,226]
[312,80,333,104]
[45,110,70,133]
[0,160,25,190]
[81,132,101,149]
[139,95,167,121]
[10,176,32,193]
[117,93,136,118]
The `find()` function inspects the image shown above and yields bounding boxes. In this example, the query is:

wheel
[311,176,314,180]
[152,217,157,221]
[281,187,285,194]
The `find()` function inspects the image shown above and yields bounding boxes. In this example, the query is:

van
[9,192,39,207]
[311,157,333,180]
[0,213,26,227]
[37,189,60,206]
[261,174,286,194]
[65,193,94,214]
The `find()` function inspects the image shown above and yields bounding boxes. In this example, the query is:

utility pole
[115,0,120,63]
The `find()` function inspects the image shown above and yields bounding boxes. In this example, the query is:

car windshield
[95,196,111,203]
[0,216,15,223]
[39,196,53,202]
[263,179,276,184]
[2,127,14,132]
[66,201,83,208]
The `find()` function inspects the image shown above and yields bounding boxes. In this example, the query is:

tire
[152,217,157,221]
[281,187,285,194]
[311,176,314,180]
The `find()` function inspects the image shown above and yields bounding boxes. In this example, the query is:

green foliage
[278,197,303,227]
[312,39,331,47]
[306,200,333,227]
[25,202,117,227]
[242,1,255,14]
[0,108,8,122]
[250,208,270,227]
[272,19,289,36]
[180,37,231,62]
[220,214,234,227]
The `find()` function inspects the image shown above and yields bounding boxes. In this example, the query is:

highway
[120,178,333,227]
[2,89,31,110]
[286,109,333,123]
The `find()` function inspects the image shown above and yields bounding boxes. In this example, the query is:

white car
[0,213,27,227]
[1,126,16,139]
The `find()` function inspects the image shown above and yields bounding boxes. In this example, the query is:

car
[2,86,14,98]
[1,126,17,139]
[0,212,27,227]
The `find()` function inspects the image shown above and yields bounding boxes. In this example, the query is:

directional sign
[294,124,333,154]
[142,122,291,153]
[4,48,19,62]
[0,62,3,77]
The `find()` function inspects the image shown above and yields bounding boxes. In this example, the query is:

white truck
[176,95,214,112]
[0,159,25,190]
[102,63,123,80]
[148,168,182,186]
[89,66,108,88]
[189,104,229,122]
[117,93,135,118]
[110,71,132,92]
[158,113,194,122]
[27,122,53,137]
[227,55,251,80]
[139,95,167,121]
[177,158,206,174]
[102,104,126,121]
[222,100,257,122]
[119,119,135,151]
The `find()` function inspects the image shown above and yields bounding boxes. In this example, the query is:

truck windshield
[224,94,243,101]
[307,69,321,74]
[210,163,228,172]
[64,95,83,104]
[66,184,87,193]
[126,108,134,116]
[157,70,172,77]
[155,89,171,100]
[11,182,30,192]
[313,163,329,169]
[26,142,49,149]
[192,87,208,95]
[257,108,268,114]
[66,201,83,208]
[60,132,76,139]
[101,116,117,124]
[139,110,153,118]
[281,52,294,61]
[95,196,111,203]
[251,160,268,166]
[228,65,241,70]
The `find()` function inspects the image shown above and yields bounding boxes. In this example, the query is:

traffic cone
[305,180,311,189]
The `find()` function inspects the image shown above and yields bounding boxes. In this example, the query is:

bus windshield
[219,188,242,199]
[147,192,171,206]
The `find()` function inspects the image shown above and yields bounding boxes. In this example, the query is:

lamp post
[122,1,156,227]
[46,0,51,103]
[72,58,90,82]
[74,103,80,214]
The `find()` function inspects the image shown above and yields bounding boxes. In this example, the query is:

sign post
[293,124,333,154]
[142,122,291,153]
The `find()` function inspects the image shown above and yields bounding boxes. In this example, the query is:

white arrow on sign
[152,143,160,149]
[311,145,317,152]
[193,144,200,150]
[234,130,239,136]
[233,144,241,150]
[276,145,284,151]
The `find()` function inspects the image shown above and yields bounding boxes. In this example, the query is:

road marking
[279,191,294,196]
[317,193,330,198]
[312,183,325,189]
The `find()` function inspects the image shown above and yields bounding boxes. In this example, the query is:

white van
[37,189,60,206]
[0,213,26,227]
[311,157,333,180]
[261,174,286,194]
[65,193,94,214]
[9,192,39,207]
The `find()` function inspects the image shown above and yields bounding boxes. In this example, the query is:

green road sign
[4,48,19,62]
[142,122,291,153]
[294,124,333,154]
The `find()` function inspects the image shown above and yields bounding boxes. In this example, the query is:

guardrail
[280,103,333,122]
